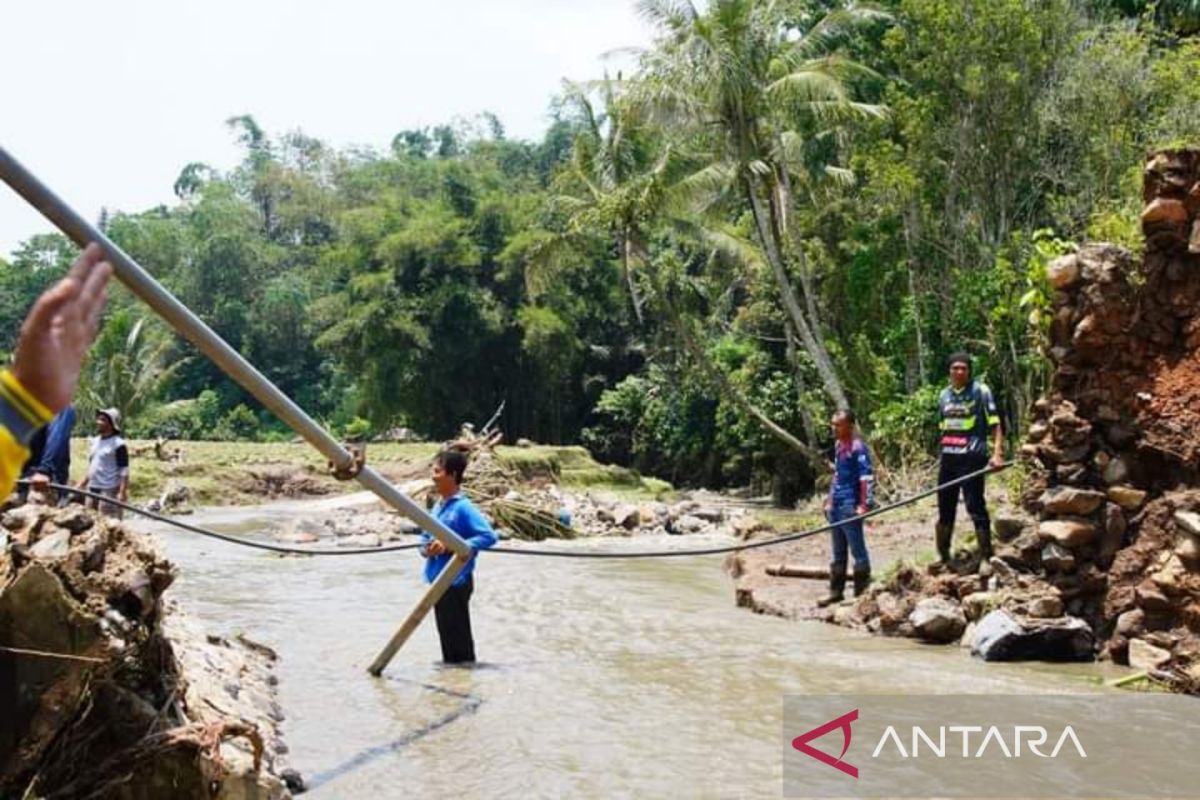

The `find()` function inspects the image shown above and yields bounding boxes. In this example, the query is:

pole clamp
[329,443,366,480]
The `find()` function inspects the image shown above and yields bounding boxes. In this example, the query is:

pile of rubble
[0,502,294,798]
[556,489,754,538]
[274,486,755,547]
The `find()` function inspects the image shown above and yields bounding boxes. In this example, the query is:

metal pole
[367,555,468,676]
[0,144,469,670]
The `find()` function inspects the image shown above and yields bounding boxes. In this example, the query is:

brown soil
[244,464,338,498]
[1140,350,1200,464]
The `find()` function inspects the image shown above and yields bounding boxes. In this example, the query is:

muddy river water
[132,497,1116,798]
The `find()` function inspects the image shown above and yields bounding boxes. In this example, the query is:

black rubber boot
[817,562,847,607]
[935,523,953,563]
[975,523,994,560]
[852,566,872,597]
[975,522,994,576]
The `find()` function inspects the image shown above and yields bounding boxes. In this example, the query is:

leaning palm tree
[530,75,673,324]
[531,77,822,458]
[636,0,889,411]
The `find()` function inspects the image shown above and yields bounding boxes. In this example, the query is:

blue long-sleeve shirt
[23,405,76,484]
[419,493,499,586]
[829,437,874,508]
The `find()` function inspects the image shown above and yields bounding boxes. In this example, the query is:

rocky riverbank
[0,503,294,798]
[731,149,1200,694]
[271,484,761,547]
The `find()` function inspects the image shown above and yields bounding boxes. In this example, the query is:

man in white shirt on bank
[79,407,130,518]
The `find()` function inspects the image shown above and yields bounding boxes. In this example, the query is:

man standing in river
[419,449,498,664]
[935,352,1005,570]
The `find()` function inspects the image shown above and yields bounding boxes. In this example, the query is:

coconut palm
[79,311,189,424]
[636,0,889,411]
[528,75,674,324]
[533,77,822,457]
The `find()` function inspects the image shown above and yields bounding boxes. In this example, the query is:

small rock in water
[282,768,307,793]
[158,479,191,510]
[281,517,324,543]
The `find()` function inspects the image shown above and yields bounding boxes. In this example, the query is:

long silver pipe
[0,145,471,559]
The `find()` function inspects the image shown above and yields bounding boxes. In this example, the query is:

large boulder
[970,609,1094,662]
[908,598,967,643]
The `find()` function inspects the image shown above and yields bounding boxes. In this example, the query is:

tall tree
[637,0,888,411]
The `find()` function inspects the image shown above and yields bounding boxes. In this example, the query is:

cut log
[765,564,839,580]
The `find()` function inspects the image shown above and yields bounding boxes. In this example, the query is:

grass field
[65,439,673,506]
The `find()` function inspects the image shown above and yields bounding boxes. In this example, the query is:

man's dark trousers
[936,455,984,537]
[434,575,475,663]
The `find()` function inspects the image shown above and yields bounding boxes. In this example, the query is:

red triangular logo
[791,708,859,779]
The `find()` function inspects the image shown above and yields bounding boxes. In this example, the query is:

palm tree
[79,311,189,424]
[532,78,821,458]
[530,75,673,324]
[636,0,888,411]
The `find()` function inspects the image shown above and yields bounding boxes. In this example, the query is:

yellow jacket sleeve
[0,368,53,498]
[0,425,30,499]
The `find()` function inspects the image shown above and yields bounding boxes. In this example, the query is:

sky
[0,0,652,258]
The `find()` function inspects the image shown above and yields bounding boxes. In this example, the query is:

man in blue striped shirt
[818,410,875,607]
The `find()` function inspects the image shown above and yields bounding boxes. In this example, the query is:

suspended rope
[16,481,423,556]
[20,461,1010,560]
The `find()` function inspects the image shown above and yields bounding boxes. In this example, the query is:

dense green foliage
[2,0,1198,500]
